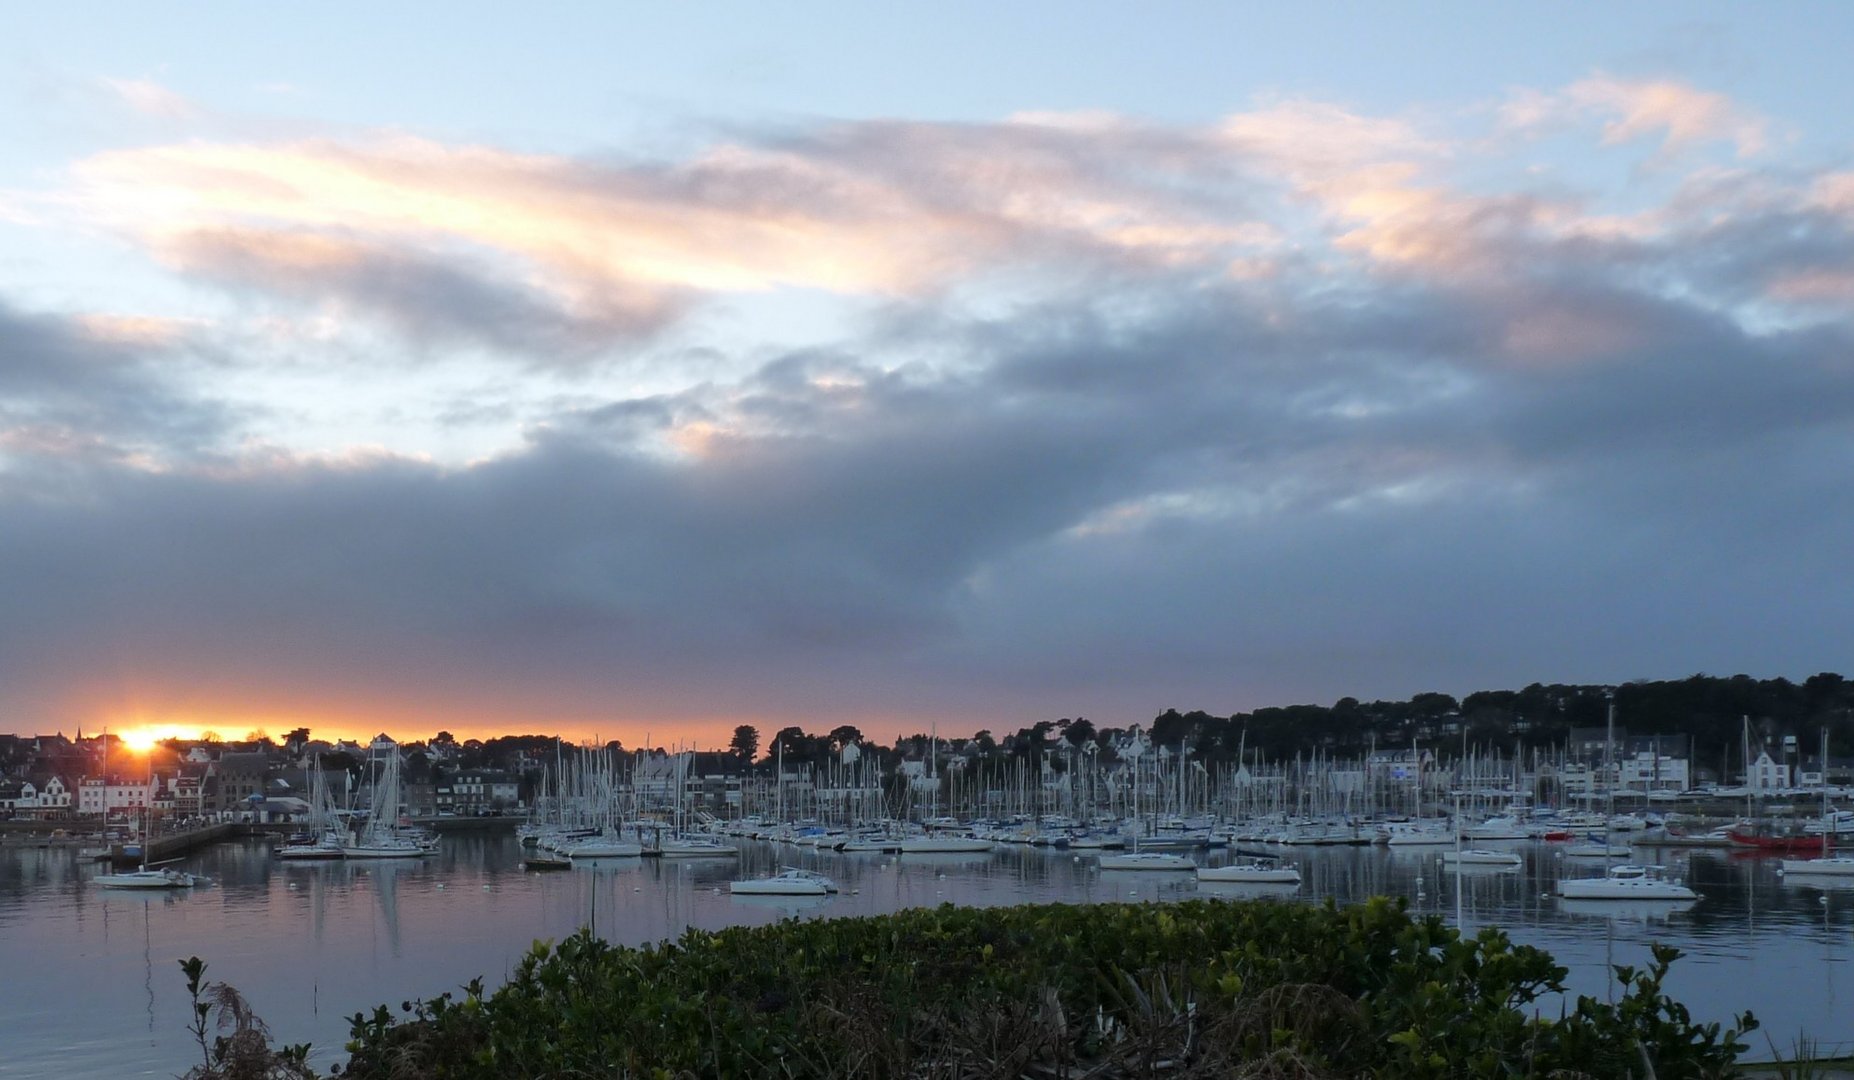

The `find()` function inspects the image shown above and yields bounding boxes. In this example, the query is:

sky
[3,3,1854,749]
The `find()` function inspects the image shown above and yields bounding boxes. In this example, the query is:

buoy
[482,884,490,891]
[435,883,445,890]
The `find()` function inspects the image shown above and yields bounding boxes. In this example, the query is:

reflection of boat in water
[1559,864,1696,901]
[1196,858,1299,884]
[1727,826,1828,854]
[897,835,994,854]
[729,868,839,895]
[728,892,832,913]
[1558,896,1697,921]
[1195,878,1300,900]
[1099,852,1195,871]
[1440,849,1523,869]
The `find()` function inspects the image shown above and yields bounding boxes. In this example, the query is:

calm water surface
[1,837,1847,1077]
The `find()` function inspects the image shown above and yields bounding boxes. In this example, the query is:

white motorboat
[1196,858,1299,884]
[96,866,200,889]
[1779,856,1854,876]
[1098,851,1194,871]
[1559,863,1696,901]
[729,868,839,896]
[1441,849,1523,868]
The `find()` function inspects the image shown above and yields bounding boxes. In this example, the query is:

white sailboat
[1196,857,1300,883]
[97,808,202,889]
[729,867,838,895]
[342,750,431,859]
[277,757,345,860]
[1781,730,1849,876]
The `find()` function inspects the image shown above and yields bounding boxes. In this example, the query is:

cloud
[157,227,686,360]
[7,76,1854,738]
[1500,72,1769,159]
[7,242,1854,736]
[0,302,233,483]
[99,77,202,121]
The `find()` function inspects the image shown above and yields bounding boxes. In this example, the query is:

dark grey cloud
[0,301,233,487]
[5,240,1854,736]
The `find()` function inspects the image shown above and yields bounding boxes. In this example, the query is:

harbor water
[0,835,1847,1077]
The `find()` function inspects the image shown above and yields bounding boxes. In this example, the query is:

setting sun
[116,726,199,753]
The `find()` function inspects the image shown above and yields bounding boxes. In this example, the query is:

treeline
[732,671,1854,772]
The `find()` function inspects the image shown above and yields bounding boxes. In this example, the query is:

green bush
[331,897,1754,1078]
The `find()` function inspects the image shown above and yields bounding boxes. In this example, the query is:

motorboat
[1558,863,1696,901]
[522,850,573,871]
[1196,858,1299,884]
[729,868,839,896]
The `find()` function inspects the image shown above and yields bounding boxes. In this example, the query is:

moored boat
[1196,858,1299,884]
[729,868,838,895]
[1558,863,1696,901]
[96,866,201,889]
[1779,856,1854,877]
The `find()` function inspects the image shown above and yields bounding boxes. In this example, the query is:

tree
[729,725,759,764]
[1064,718,1096,748]
[767,726,808,766]
[827,725,863,753]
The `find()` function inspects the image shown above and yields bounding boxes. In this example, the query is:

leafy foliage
[331,898,1755,1078]
[178,957,316,1080]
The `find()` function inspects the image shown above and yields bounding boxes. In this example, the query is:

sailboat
[1557,698,1695,902]
[96,807,202,889]
[1780,729,1849,876]
[342,749,432,859]
[729,867,839,895]
[277,757,345,860]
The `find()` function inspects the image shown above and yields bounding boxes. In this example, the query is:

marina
[3,829,1851,1077]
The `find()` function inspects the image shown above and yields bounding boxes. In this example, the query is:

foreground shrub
[325,896,1753,1078]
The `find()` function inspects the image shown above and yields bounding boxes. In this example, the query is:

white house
[1748,750,1790,794]
[78,777,156,816]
